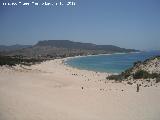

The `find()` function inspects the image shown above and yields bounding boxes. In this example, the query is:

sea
[65,50,160,74]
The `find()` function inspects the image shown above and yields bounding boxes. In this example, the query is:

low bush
[0,55,44,66]
[133,70,150,79]
[133,70,160,79]
[106,74,123,82]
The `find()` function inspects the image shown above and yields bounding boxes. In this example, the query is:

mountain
[36,40,136,53]
[0,44,32,52]
[1,40,139,58]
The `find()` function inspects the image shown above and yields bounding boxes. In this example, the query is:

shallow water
[66,51,160,73]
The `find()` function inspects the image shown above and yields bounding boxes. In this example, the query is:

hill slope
[107,56,160,86]
[0,45,32,52]
[2,40,138,58]
[36,40,136,52]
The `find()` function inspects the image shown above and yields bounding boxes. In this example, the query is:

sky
[0,0,160,50]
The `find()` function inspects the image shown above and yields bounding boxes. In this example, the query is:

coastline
[0,58,160,120]
[62,57,116,74]
[63,51,142,74]
[64,51,141,61]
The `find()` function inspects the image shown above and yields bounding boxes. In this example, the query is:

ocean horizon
[65,50,160,74]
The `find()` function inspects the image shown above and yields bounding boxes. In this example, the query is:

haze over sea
[66,50,160,74]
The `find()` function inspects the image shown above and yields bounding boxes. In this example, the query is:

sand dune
[0,59,160,120]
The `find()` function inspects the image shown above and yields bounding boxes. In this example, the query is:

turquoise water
[66,51,160,73]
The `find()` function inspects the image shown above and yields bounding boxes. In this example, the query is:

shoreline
[64,51,141,60]
[63,51,142,74]
[62,57,117,75]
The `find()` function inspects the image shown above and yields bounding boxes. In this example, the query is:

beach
[0,58,160,120]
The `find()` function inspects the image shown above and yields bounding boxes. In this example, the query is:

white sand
[0,59,160,120]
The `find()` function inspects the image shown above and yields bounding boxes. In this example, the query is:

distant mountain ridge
[36,40,136,52]
[0,40,139,58]
[0,44,32,52]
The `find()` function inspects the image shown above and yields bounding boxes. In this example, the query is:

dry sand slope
[0,59,160,120]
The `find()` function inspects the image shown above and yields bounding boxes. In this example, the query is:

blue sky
[0,0,160,50]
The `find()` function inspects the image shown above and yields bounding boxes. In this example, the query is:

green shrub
[106,75,123,82]
[133,70,150,79]
[150,73,159,78]
[121,68,132,79]
[133,70,160,79]
[0,55,44,66]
